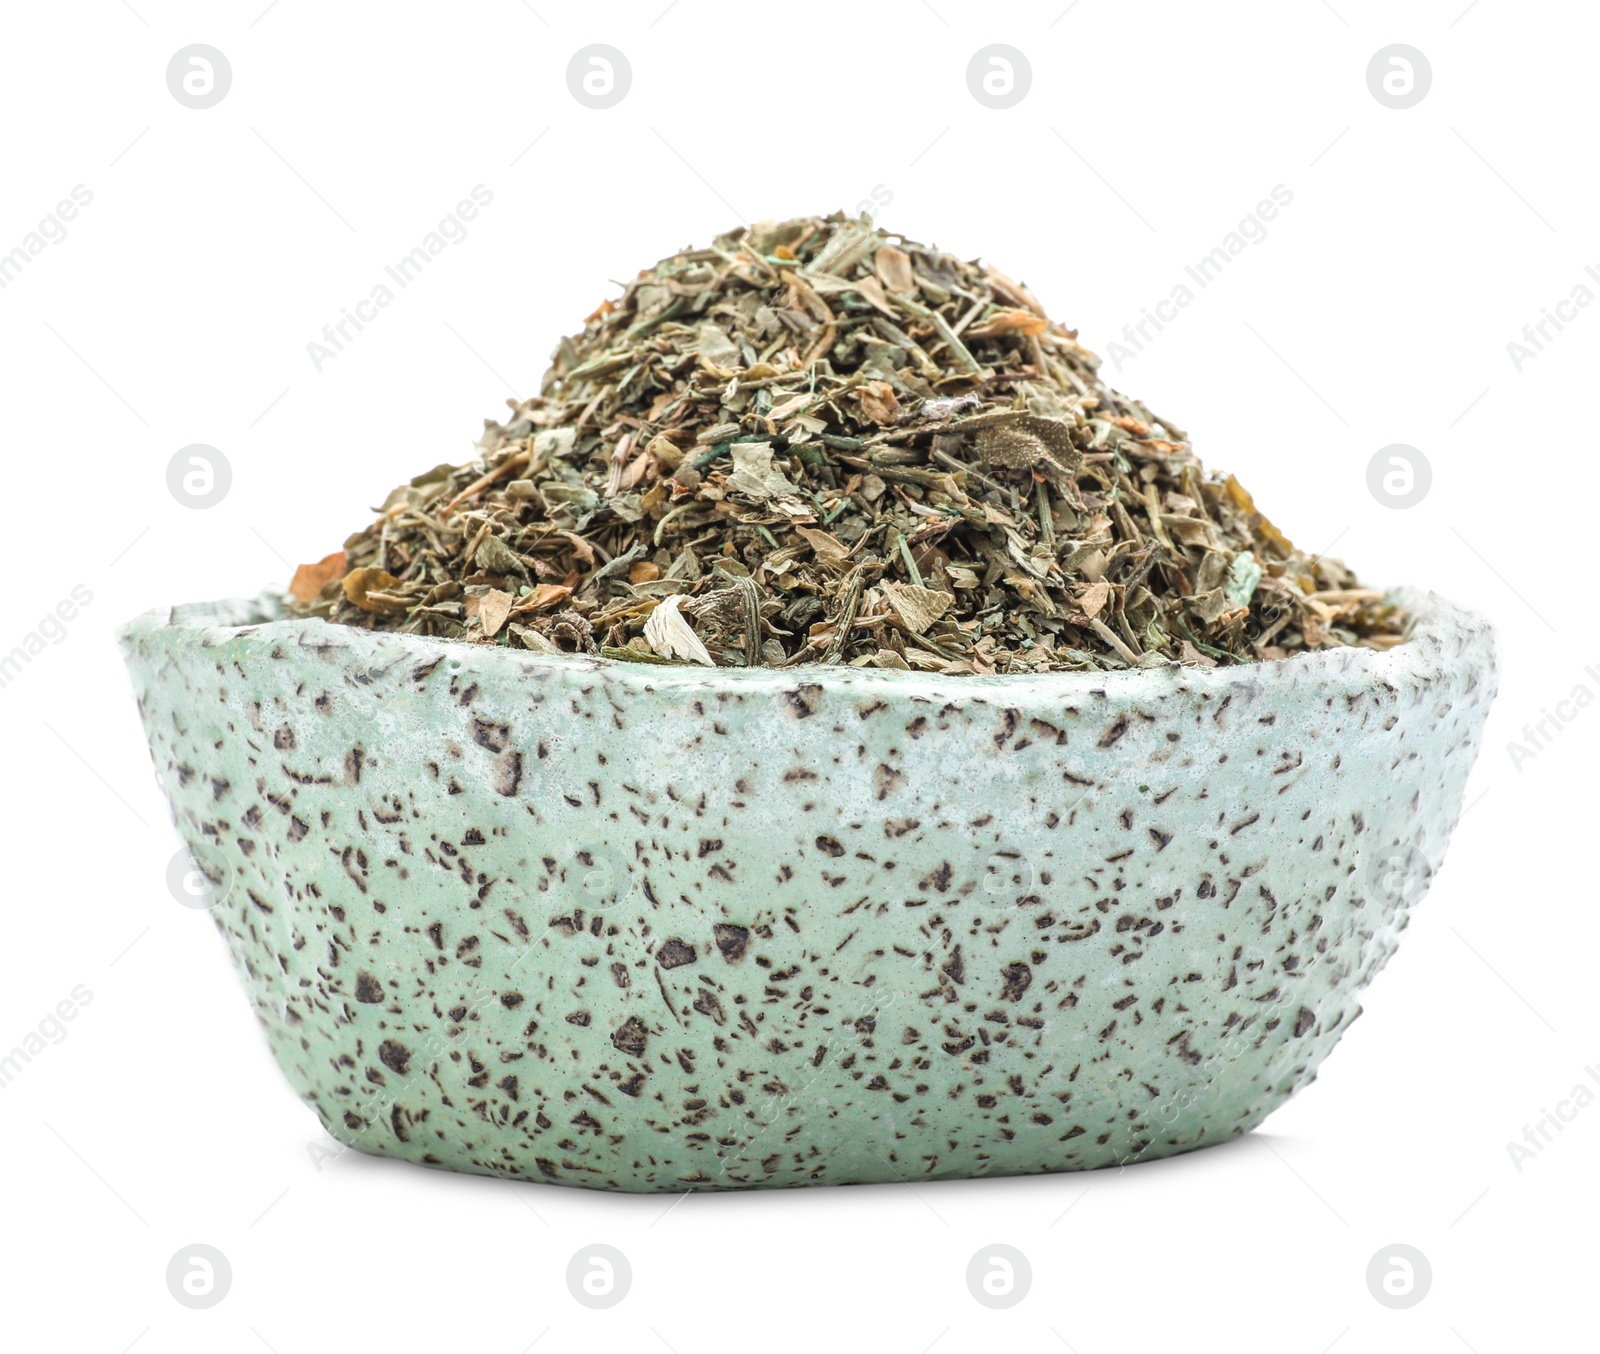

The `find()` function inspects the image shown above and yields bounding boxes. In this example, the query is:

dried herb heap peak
[289,212,1405,673]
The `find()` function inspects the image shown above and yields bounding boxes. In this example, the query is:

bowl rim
[118,585,1495,705]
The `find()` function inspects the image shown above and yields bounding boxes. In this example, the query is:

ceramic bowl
[120,587,1495,1191]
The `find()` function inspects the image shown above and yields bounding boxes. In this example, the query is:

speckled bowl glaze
[121,588,1494,1191]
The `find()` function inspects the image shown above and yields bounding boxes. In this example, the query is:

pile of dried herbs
[287,213,1406,673]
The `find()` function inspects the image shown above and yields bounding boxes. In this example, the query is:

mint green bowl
[121,588,1494,1191]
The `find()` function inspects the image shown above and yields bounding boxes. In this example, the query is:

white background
[0,1,1593,1351]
